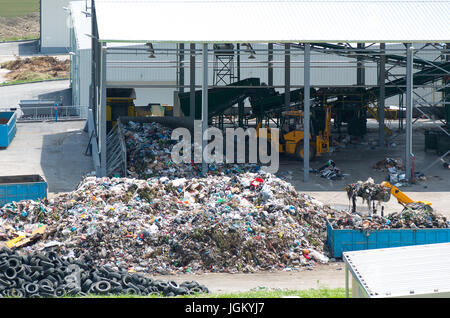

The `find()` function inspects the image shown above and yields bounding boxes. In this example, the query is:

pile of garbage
[0,173,334,274]
[329,206,449,231]
[345,178,391,213]
[0,56,70,82]
[0,247,208,298]
[123,121,260,179]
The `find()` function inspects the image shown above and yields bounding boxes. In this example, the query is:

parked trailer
[0,175,47,207]
[326,218,450,258]
[0,112,17,148]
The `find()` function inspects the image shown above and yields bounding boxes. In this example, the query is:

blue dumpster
[0,175,47,207]
[326,219,450,258]
[0,111,17,148]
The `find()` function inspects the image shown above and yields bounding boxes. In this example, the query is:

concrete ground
[0,120,93,193]
[0,40,39,61]
[148,263,346,294]
[0,80,71,109]
[0,39,69,61]
[281,119,450,218]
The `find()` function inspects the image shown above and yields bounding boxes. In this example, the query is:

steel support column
[268,43,273,87]
[201,43,208,175]
[357,43,365,86]
[237,43,244,126]
[179,43,185,93]
[304,44,311,182]
[379,43,386,148]
[345,264,349,298]
[285,43,291,107]
[190,43,196,119]
[99,42,107,177]
[405,44,414,182]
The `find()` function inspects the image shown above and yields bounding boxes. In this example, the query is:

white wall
[41,0,72,53]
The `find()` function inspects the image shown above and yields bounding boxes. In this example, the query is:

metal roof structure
[70,1,144,50]
[94,0,450,43]
[343,243,450,298]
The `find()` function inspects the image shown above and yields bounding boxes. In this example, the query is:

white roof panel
[70,1,149,50]
[94,0,450,43]
[344,243,450,298]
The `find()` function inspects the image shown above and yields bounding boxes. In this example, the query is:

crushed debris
[329,206,449,231]
[0,56,69,82]
[123,121,261,180]
[345,178,391,214]
[0,173,335,274]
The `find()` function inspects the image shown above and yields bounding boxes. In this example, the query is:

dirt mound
[1,56,70,82]
[0,12,39,40]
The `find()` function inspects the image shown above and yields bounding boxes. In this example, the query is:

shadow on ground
[40,125,93,193]
[18,40,38,56]
[38,88,72,106]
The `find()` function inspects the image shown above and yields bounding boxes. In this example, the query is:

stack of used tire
[0,247,209,298]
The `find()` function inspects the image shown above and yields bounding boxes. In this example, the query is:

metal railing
[106,120,127,177]
[0,106,88,122]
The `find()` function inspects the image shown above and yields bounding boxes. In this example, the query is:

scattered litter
[311,160,344,180]
[373,158,427,185]
[441,158,450,170]
[373,158,404,172]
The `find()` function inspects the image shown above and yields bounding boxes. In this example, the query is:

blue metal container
[326,219,450,258]
[0,111,17,148]
[0,175,47,207]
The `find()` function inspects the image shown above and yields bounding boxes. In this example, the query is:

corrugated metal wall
[71,40,444,110]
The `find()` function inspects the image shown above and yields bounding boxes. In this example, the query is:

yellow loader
[257,105,332,161]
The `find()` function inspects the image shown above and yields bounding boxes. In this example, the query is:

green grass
[0,35,39,42]
[0,77,69,86]
[62,288,347,299]
[1,288,348,299]
[0,0,39,18]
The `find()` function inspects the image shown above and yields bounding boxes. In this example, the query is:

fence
[0,106,88,122]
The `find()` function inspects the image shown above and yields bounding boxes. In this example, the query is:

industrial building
[40,0,73,53]
[1,0,450,300]
[69,0,449,182]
